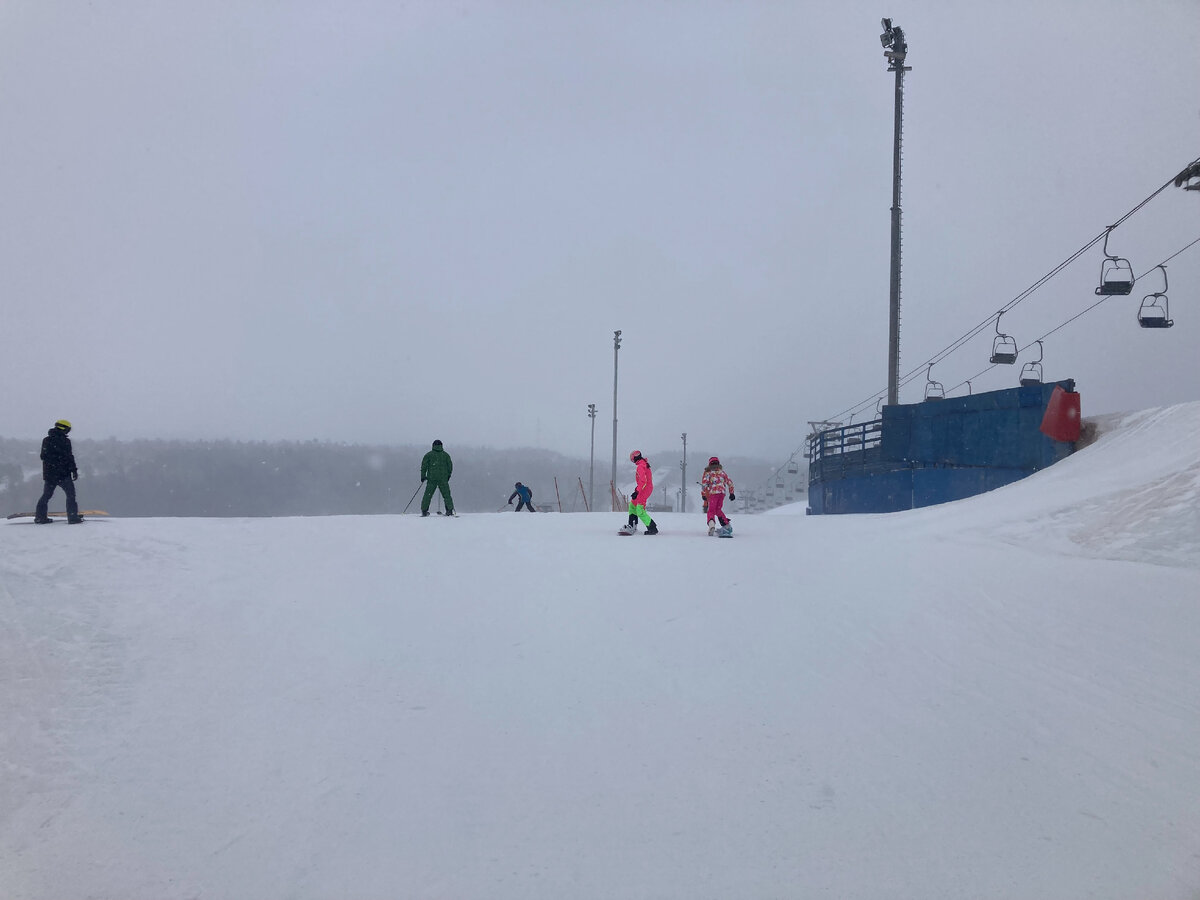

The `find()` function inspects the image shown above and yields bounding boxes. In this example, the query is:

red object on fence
[1039,385,1081,442]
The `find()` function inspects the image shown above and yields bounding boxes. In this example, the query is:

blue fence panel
[808,380,1078,514]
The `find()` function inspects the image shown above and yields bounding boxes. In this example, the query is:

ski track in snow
[2,404,1199,899]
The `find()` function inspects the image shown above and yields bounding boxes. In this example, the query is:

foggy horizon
[2,2,1197,464]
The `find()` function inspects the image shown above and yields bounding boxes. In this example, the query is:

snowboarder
[508,482,536,512]
[618,450,659,535]
[34,419,83,524]
[419,439,455,516]
[700,456,735,536]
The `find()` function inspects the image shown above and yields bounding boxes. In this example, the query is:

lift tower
[880,18,911,407]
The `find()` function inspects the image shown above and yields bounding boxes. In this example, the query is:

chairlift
[1019,340,1043,386]
[1137,264,1174,329]
[989,312,1018,364]
[924,364,945,400]
[1095,227,1135,296]
[1174,159,1200,191]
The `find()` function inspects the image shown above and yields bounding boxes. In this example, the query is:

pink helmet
[708,456,720,465]
[629,450,642,462]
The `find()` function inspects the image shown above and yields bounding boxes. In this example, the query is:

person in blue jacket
[507,482,536,512]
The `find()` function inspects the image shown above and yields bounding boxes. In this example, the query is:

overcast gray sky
[2,0,1197,461]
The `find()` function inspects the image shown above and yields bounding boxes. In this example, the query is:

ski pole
[402,483,423,514]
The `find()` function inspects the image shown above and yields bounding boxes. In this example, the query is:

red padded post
[1039,385,1081,442]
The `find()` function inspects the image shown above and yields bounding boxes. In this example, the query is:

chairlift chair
[1138,296,1173,328]
[1095,227,1135,296]
[924,364,945,400]
[989,313,1018,365]
[1137,265,1174,329]
[1019,340,1044,386]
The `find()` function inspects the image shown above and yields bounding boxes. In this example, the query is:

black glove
[508,499,513,504]
[72,472,78,481]
[420,477,426,483]
[630,490,638,502]
[729,492,735,500]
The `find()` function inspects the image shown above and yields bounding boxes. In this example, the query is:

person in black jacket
[34,419,82,524]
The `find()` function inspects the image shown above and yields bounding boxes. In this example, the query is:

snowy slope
[2,406,1199,900]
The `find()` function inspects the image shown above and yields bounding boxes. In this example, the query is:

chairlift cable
[1157,233,1200,267]
[819,168,1186,426]
[942,235,1200,394]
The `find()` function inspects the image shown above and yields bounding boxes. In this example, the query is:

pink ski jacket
[700,466,734,496]
[633,458,653,504]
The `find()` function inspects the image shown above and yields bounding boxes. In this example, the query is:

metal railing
[809,419,884,460]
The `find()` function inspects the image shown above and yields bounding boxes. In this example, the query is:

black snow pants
[35,477,78,520]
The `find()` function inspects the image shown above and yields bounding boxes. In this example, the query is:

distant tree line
[0,436,780,517]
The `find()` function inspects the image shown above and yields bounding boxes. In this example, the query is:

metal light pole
[587,403,597,512]
[679,432,687,513]
[610,330,622,511]
[880,18,911,407]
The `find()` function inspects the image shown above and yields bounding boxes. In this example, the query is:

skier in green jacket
[419,439,455,516]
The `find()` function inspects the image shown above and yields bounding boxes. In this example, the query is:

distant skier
[618,450,659,535]
[700,456,735,536]
[508,482,536,512]
[34,419,83,524]
[419,439,455,517]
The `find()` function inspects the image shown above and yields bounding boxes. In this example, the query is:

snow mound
[904,402,1200,568]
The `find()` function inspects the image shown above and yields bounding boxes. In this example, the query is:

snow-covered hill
[3,405,1199,899]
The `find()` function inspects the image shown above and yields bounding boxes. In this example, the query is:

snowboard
[6,509,109,520]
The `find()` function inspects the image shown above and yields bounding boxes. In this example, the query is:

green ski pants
[422,479,454,514]
[628,501,652,527]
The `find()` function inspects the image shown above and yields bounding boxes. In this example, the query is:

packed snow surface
[3,405,1199,899]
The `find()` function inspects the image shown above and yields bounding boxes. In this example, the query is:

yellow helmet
[55,419,72,430]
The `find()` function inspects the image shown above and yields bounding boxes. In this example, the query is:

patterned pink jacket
[700,466,734,496]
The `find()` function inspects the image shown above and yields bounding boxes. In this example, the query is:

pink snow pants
[706,493,729,526]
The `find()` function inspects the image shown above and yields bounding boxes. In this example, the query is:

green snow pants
[627,501,652,527]
[422,478,454,514]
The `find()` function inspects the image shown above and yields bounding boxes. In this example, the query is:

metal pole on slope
[588,403,597,512]
[880,18,911,407]
[402,483,422,514]
[680,432,687,513]
[611,330,622,511]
